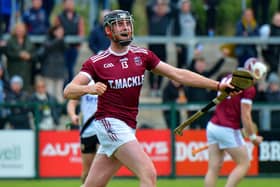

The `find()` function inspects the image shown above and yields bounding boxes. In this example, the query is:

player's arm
[67,100,80,125]
[63,73,107,99]
[241,102,263,145]
[152,61,234,92]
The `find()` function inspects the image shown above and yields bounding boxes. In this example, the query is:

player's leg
[114,140,157,187]
[205,122,226,187]
[83,153,122,187]
[80,135,99,184]
[204,143,224,187]
[224,145,250,187]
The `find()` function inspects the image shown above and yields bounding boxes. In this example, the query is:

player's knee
[140,165,157,186]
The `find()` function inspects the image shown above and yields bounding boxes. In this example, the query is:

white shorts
[206,121,245,149]
[92,117,136,157]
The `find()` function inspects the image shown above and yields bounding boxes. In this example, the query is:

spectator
[117,0,135,14]
[54,0,85,84]
[235,8,259,67]
[0,63,9,129]
[264,73,280,130]
[261,12,280,76]
[88,10,110,55]
[204,0,220,36]
[173,0,200,68]
[162,80,187,129]
[30,76,61,130]
[251,0,271,25]
[39,25,67,103]
[146,0,176,97]
[22,0,49,36]
[5,22,35,92]
[5,75,31,129]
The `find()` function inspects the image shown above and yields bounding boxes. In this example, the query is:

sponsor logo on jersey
[108,75,145,89]
[134,56,142,66]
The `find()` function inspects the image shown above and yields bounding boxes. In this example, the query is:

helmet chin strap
[112,33,133,46]
[119,39,132,46]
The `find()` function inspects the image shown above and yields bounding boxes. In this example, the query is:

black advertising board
[259,131,280,173]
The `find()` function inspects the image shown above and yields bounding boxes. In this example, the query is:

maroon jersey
[210,74,256,129]
[80,45,160,128]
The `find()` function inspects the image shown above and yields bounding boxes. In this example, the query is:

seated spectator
[162,80,188,129]
[0,63,9,129]
[5,22,35,92]
[30,76,61,130]
[40,25,67,103]
[5,75,32,129]
[22,0,49,36]
[235,8,259,67]
[88,10,110,55]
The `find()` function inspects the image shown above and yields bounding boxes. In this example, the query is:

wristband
[249,134,257,141]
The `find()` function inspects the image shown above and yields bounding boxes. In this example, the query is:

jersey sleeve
[80,58,96,79]
[242,86,256,101]
[145,50,161,70]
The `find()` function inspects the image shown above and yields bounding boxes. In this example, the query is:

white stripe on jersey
[130,46,148,54]
[90,50,111,63]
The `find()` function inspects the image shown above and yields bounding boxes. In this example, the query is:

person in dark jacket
[22,0,49,35]
[88,10,110,55]
[162,80,187,129]
[5,75,31,129]
[5,22,36,92]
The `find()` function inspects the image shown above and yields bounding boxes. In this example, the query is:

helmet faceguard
[244,58,267,80]
[104,10,134,46]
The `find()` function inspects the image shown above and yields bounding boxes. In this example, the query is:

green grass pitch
[1,178,280,187]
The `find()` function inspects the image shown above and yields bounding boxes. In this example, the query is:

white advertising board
[0,130,35,178]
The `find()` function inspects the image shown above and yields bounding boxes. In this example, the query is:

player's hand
[218,82,241,96]
[70,114,80,125]
[251,135,263,146]
[88,82,107,95]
